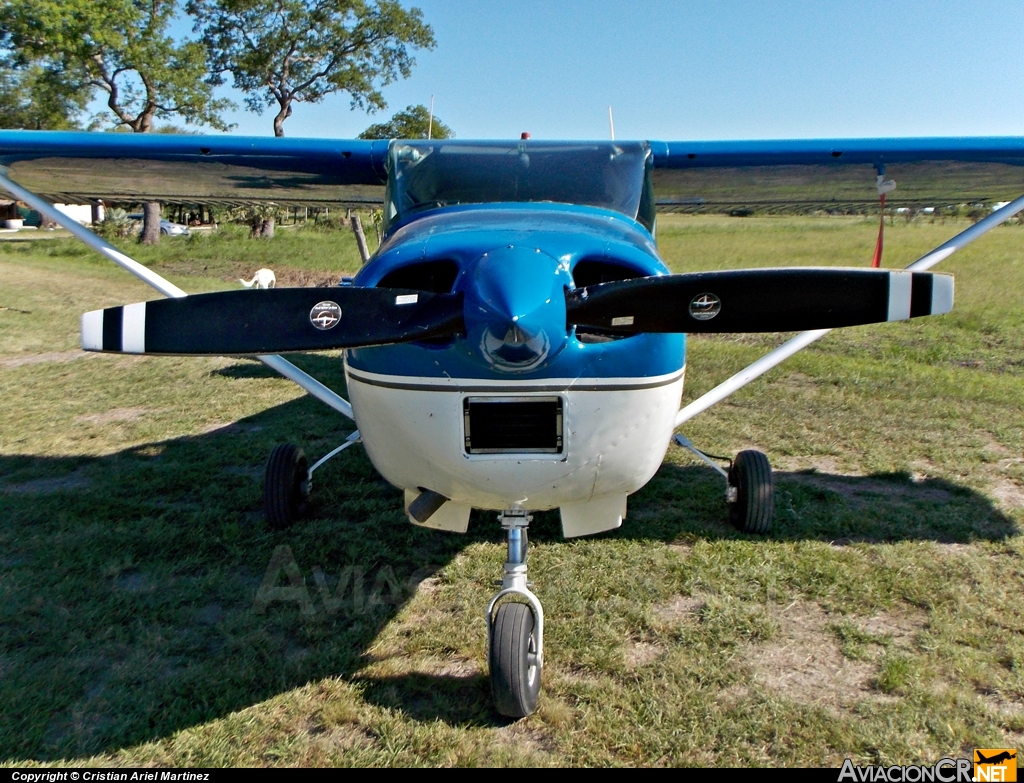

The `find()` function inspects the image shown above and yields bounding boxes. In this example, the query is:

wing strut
[675,193,1024,428]
[0,170,355,421]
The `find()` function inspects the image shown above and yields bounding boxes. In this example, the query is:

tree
[358,103,452,140]
[187,0,436,138]
[0,0,234,242]
[0,62,91,130]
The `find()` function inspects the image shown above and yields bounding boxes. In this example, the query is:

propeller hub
[462,246,570,373]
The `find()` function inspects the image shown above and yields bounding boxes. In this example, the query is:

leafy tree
[187,0,436,137]
[0,0,234,242]
[0,62,91,130]
[358,103,452,140]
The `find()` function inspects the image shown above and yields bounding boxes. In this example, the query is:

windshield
[385,140,651,230]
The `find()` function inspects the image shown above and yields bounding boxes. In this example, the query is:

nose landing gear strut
[486,507,544,718]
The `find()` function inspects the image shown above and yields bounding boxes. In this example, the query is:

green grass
[0,215,1022,766]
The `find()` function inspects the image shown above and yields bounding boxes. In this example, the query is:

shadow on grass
[0,379,1017,759]
[0,383,503,760]
[354,672,505,726]
[624,462,1020,545]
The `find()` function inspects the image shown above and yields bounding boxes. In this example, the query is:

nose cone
[463,246,571,372]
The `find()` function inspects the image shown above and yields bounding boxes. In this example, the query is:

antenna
[608,106,615,140]
[427,95,434,140]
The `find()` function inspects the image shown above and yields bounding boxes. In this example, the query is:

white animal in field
[240,268,276,289]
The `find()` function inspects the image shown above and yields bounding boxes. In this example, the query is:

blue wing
[3,130,1024,209]
[649,137,1024,212]
[0,130,389,206]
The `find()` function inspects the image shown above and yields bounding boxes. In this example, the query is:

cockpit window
[385,140,651,230]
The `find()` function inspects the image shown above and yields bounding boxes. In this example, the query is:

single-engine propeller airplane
[3,130,1024,717]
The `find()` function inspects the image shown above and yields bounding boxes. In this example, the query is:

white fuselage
[346,364,685,535]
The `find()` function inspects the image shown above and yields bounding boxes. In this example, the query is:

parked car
[126,213,190,236]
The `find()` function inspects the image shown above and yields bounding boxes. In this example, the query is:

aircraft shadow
[622,462,1019,545]
[0,363,1017,758]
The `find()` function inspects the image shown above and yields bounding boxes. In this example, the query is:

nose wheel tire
[489,601,541,718]
[264,443,309,529]
[728,449,774,534]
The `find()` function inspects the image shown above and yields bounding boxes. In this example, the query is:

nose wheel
[489,601,541,717]
[486,508,544,718]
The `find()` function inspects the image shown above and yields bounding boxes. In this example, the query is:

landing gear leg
[486,507,543,718]
[673,433,774,534]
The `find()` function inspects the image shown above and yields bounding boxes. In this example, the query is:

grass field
[0,215,1022,767]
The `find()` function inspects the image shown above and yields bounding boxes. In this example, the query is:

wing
[0,130,389,207]
[5,131,1024,209]
[649,137,1024,211]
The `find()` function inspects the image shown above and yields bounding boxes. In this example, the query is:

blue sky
[174,0,1024,140]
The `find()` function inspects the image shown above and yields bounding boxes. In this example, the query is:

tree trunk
[350,214,370,263]
[260,217,275,238]
[272,100,292,138]
[140,201,161,245]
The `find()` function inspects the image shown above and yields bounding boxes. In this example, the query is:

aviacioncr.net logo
[838,758,973,782]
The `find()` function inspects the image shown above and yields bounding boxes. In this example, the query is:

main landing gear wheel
[728,449,774,534]
[489,601,541,718]
[264,443,309,529]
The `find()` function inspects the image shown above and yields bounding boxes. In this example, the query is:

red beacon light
[521,132,530,140]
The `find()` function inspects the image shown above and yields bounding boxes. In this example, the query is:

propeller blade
[565,268,953,333]
[81,287,464,355]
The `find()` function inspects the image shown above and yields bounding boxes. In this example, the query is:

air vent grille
[463,397,563,454]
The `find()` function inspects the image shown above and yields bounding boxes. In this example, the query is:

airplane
[976,751,1016,765]
[3,130,1024,718]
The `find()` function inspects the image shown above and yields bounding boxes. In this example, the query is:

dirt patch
[857,609,928,649]
[2,468,90,494]
[414,575,442,596]
[624,640,664,669]
[654,594,707,624]
[979,691,1024,718]
[988,477,1024,510]
[0,350,98,369]
[932,542,973,555]
[980,433,1015,458]
[745,601,882,709]
[417,657,479,678]
[76,407,154,425]
[774,456,854,476]
[300,721,375,755]
[494,722,558,758]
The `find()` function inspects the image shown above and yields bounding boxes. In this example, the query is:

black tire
[489,602,541,718]
[264,444,309,530]
[728,449,774,534]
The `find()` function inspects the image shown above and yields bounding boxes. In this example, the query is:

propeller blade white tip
[932,274,954,315]
[81,310,104,351]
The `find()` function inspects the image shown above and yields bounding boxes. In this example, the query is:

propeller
[81,267,953,357]
[81,286,464,354]
[565,267,953,334]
